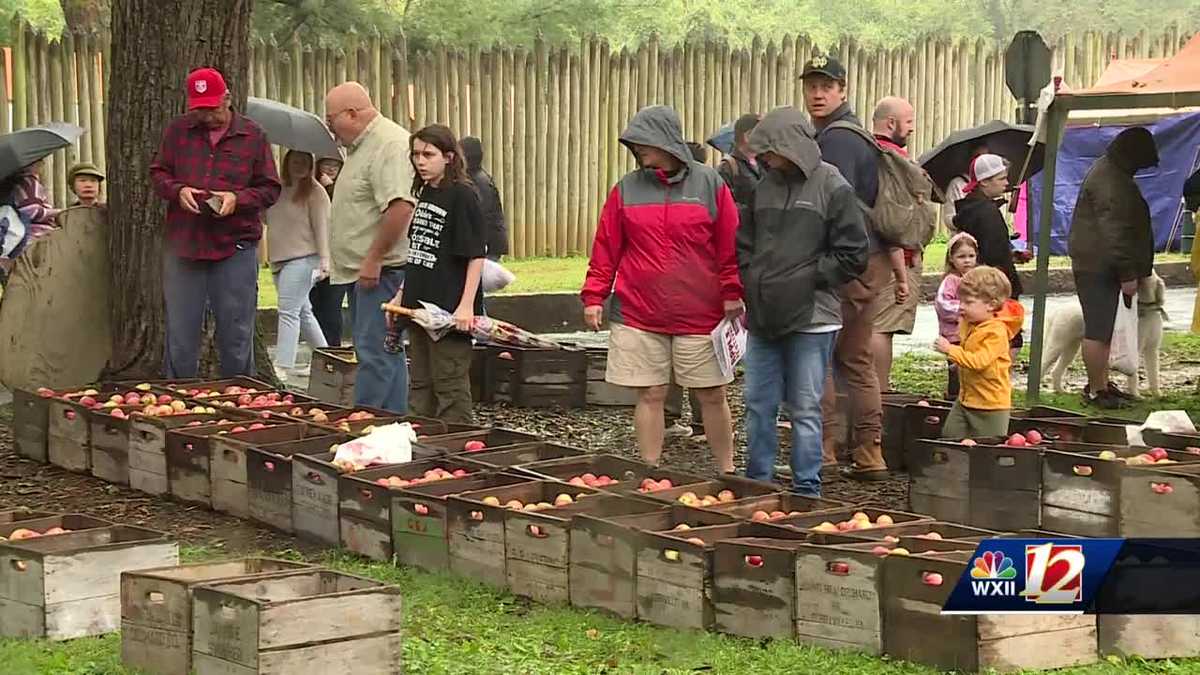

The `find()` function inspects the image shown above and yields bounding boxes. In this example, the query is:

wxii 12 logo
[969,543,1084,604]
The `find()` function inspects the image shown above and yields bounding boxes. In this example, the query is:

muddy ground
[0,382,907,553]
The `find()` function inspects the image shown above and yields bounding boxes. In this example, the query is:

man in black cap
[801,54,899,482]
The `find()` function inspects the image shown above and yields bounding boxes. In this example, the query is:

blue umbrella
[706,122,735,156]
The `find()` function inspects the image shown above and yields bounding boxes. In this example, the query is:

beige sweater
[264,182,331,265]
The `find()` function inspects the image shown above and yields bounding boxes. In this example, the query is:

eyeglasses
[325,107,357,128]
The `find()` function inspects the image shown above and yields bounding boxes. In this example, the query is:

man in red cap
[150,67,281,378]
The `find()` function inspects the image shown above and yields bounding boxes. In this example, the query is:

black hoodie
[461,137,508,257]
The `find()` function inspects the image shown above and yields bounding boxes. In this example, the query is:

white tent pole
[1026,103,1069,404]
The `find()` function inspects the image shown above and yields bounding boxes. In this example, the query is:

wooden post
[288,36,302,109]
[577,40,592,251]
[749,36,762,114]
[567,49,581,253]
[437,45,451,125]
[395,37,410,126]
[518,48,533,257]
[469,46,482,138]
[448,49,463,134]
[369,34,382,115]
[545,51,560,255]
[61,30,80,174]
[597,41,613,223]
[75,32,94,162]
[89,34,106,171]
[48,33,67,206]
[556,49,570,255]
[683,44,695,141]
[500,48,516,254]
[10,17,27,129]
[0,44,8,134]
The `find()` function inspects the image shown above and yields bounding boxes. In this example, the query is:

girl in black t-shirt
[391,125,486,423]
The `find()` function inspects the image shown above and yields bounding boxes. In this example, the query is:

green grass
[1,545,1191,674]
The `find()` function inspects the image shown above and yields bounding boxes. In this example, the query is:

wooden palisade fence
[2,19,1195,257]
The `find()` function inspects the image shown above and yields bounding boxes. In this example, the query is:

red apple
[1006,433,1027,447]
[79,396,97,408]
[1148,447,1169,461]
[922,572,944,586]
[829,562,851,574]
[960,438,977,446]
[230,426,247,433]
[745,555,764,567]
[186,420,203,427]
[36,387,55,397]
[65,410,77,421]
[124,393,141,405]
[249,423,267,430]
[452,469,468,477]
[568,477,587,487]
[463,440,487,452]
[110,409,127,419]
[238,394,253,405]
[157,394,173,405]
[916,400,930,407]
[1025,429,1044,445]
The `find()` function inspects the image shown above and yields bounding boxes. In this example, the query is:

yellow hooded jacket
[946,299,1025,411]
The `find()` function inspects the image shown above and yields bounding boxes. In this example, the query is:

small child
[934,265,1024,439]
[934,232,979,400]
[68,162,105,207]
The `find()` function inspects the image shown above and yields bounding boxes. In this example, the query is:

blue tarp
[1028,110,1200,255]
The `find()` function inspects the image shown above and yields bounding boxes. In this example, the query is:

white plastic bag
[0,205,29,260]
[1109,292,1139,376]
[331,422,417,472]
[711,316,748,381]
[1126,410,1197,447]
[482,259,516,292]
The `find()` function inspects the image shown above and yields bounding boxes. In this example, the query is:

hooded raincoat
[945,299,1025,410]
[581,106,742,335]
[736,107,869,340]
[1068,127,1159,282]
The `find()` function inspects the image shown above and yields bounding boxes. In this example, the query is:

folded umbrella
[382,302,570,351]
[918,120,1044,192]
[0,123,85,183]
[245,97,340,159]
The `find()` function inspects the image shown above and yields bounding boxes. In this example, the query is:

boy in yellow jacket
[934,266,1025,438]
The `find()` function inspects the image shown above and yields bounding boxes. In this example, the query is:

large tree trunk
[105,0,276,383]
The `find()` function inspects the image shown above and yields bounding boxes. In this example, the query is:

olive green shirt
[329,114,416,285]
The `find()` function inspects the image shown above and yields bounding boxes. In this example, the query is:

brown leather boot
[821,437,839,468]
[843,438,889,481]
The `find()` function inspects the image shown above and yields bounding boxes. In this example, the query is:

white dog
[1041,271,1167,397]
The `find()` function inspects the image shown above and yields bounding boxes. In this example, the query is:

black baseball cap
[800,54,847,82]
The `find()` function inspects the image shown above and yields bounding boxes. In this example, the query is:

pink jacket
[935,273,963,342]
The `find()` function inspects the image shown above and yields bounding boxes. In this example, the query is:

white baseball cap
[972,153,1007,181]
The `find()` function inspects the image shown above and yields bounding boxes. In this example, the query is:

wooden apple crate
[129,412,258,496]
[484,344,588,408]
[792,537,984,655]
[1098,615,1200,660]
[307,347,359,405]
[637,521,798,631]
[880,394,949,470]
[583,346,638,406]
[11,387,68,463]
[0,508,57,524]
[165,421,311,508]
[0,514,112,539]
[465,442,589,471]
[883,551,1098,672]
[338,458,497,561]
[190,569,402,675]
[568,504,733,620]
[0,525,178,641]
[212,425,347,519]
[289,445,442,548]
[1142,427,1200,451]
[638,474,783,507]
[471,341,487,402]
[166,377,276,400]
[908,438,1044,530]
[1041,444,1200,536]
[87,406,161,486]
[243,434,354,531]
[499,482,621,604]
[46,396,97,473]
[710,531,819,639]
[1116,463,1200,536]
[701,493,848,519]
[390,472,537,572]
[418,427,541,455]
[120,558,316,675]
[519,453,709,494]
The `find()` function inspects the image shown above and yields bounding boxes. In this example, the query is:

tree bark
[105,0,276,384]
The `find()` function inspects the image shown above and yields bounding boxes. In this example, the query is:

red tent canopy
[1061,32,1200,105]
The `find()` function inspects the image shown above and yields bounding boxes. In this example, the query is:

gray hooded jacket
[737,107,869,339]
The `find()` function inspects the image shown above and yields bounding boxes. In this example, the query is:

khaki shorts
[871,265,921,334]
[606,323,731,389]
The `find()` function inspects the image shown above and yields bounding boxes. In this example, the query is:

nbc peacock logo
[969,550,1018,596]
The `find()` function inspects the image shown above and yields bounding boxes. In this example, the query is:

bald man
[867,97,926,391]
[324,82,417,413]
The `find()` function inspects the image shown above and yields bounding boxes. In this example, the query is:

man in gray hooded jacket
[737,106,869,497]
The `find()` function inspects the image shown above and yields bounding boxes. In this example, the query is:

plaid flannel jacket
[149,112,281,260]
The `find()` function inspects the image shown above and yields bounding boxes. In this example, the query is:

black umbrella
[245,97,340,159]
[706,121,735,155]
[0,122,85,183]
[918,120,1044,192]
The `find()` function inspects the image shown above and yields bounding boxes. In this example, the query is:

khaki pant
[942,402,1010,440]
[408,330,474,424]
[821,252,891,470]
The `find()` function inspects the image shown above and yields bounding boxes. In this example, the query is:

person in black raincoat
[461,137,508,260]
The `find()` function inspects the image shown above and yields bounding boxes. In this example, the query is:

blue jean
[272,255,328,368]
[162,244,259,378]
[744,331,837,497]
[350,267,408,414]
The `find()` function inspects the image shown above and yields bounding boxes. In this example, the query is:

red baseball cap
[186,67,227,110]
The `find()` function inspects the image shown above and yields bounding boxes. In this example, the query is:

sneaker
[273,366,290,383]
[1085,390,1127,410]
[1084,382,1135,401]
[664,423,694,439]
